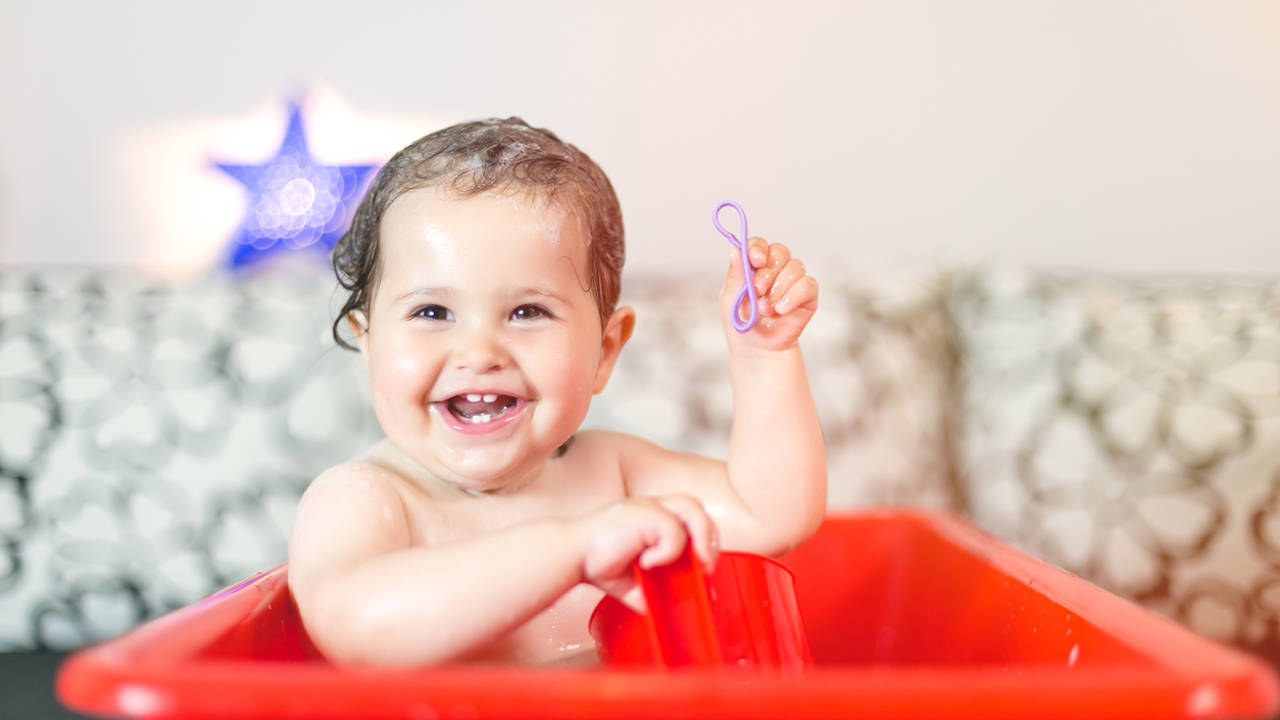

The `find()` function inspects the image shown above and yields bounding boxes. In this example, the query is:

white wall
[2,0,1278,279]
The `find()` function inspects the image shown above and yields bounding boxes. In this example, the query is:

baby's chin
[435,441,579,492]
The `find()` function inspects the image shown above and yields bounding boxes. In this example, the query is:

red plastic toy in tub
[589,546,812,670]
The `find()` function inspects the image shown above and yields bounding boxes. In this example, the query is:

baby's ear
[592,306,635,394]
[346,310,369,352]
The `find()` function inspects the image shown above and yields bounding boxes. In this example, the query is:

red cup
[588,547,812,671]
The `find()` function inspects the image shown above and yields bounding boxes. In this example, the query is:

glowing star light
[212,101,377,270]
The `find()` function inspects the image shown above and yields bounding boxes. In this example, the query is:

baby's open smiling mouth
[432,392,529,435]
[447,393,520,424]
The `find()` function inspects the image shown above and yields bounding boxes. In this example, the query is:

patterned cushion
[0,267,956,649]
[0,269,384,649]
[949,267,1280,663]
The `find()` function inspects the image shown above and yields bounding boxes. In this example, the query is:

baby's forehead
[391,186,587,246]
[375,187,591,283]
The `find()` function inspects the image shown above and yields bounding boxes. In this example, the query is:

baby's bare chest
[391,446,627,663]
[399,442,628,541]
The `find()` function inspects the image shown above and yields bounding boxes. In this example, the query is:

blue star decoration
[212,101,378,270]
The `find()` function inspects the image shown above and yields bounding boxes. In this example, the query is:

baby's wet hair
[331,117,624,349]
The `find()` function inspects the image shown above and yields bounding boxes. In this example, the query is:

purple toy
[714,201,758,333]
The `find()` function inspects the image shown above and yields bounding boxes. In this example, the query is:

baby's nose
[452,328,509,372]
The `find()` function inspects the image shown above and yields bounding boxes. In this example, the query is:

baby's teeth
[469,413,491,424]
[482,393,498,403]
[466,393,483,402]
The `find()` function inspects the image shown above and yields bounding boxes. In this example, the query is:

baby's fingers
[766,258,808,309]
[654,494,719,572]
[747,236,770,269]
[752,242,792,297]
[774,274,819,316]
[637,508,689,570]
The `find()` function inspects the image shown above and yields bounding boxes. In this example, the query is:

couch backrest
[0,267,956,650]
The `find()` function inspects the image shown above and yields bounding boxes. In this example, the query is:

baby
[287,117,826,666]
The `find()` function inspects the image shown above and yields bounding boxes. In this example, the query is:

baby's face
[359,188,611,491]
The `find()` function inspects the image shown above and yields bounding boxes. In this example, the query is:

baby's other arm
[618,239,825,557]
[287,462,716,666]
[720,237,826,552]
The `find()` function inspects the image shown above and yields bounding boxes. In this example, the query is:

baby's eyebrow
[393,286,455,304]
[516,286,567,303]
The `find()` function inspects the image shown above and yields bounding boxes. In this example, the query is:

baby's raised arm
[620,238,825,557]
[719,238,826,552]
[288,463,717,666]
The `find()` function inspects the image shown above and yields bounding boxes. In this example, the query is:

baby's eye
[510,304,550,321]
[411,304,454,322]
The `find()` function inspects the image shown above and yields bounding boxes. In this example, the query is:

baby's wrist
[727,343,805,385]
[725,339,802,363]
[558,514,595,581]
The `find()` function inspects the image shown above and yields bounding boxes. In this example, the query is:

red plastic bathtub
[57,510,1278,720]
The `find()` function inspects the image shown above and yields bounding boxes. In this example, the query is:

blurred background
[3,2,1280,718]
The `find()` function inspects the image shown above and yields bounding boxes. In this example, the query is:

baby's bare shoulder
[572,429,679,463]
[298,459,407,514]
[576,430,726,498]
[289,460,415,594]
[571,428,639,452]
[565,429,658,471]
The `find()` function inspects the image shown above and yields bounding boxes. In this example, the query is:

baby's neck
[363,438,564,500]
[452,474,538,497]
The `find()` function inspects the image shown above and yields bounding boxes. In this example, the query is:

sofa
[1,264,1277,699]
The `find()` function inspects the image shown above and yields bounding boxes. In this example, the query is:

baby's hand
[574,495,719,613]
[720,237,818,352]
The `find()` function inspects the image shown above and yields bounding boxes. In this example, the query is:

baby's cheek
[370,344,434,412]
[386,336,426,376]
[545,359,596,424]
